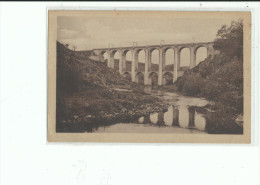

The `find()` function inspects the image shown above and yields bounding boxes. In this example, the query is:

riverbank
[60,88,242,134]
[56,87,169,132]
[56,42,170,132]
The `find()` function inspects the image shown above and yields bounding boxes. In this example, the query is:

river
[91,87,216,134]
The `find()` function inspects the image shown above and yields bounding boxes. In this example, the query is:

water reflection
[144,86,163,95]
[150,113,158,124]
[179,108,189,128]
[164,106,174,126]
[138,117,144,123]
[138,105,207,131]
[138,115,150,124]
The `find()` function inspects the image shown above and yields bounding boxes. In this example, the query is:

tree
[213,20,243,59]
[72,45,77,51]
[64,43,69,48]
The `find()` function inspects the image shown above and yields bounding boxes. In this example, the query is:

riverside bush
[181,73,203,96]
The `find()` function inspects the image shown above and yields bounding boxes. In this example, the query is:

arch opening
[135,72,144,84]
[111,50,120,72]
[148,72,158,86]
[179,47,190,70]
[123,50,132,72]
[136,49,145,72]
[151,49,159,72]
[164,48,174,71]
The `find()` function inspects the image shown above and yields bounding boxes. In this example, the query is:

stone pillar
[173,49,179,83]
[158,48,163,86]
[131,49,136,82]
[122,52,126,72]
[162,51,166,71]
[110,51,115,69]
[190,47,196,68]
[162,50,166,85]
[144,48,149,85]
[118,49,123,75]
[177,50,181,70]
[148,51,152,71]
[107,50,111,68]
[135,52,139,71]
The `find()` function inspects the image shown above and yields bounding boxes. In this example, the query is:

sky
[57,15,236,66]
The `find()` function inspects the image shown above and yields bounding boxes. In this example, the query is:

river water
[93,87,213,134]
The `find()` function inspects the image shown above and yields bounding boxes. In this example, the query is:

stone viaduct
[90,42,217,86]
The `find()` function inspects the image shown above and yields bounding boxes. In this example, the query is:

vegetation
[170,20,244,133]
[56,42,168,132]
[214,19,243,59]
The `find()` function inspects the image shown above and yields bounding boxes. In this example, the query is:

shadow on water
[57,86,243,134]
[137,106,207,131]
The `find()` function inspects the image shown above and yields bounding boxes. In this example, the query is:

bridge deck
[92,41,214,51]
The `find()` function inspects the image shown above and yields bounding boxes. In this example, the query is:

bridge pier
[122,52,126,72]
[173,50,179,83]
[162,51,166,71]
[131,49,136,82]
[118,49,123,75]
[110,50,115,69]
[144,48,149,85]
[158,48,163,86]
[190,47,196,69]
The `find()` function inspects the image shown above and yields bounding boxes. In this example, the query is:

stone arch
[122,49,132,72]
[194,45,208,65]
[150,48,160,71]
[110,50,120,71]
[134,49,145,72]
[123,71,131,81]
[162,47,175,71]
[148,72,158,86]
[177,46,191,70]
[135,72,144,84]
[162,72,173,85]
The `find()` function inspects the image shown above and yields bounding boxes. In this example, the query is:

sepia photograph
[48,11,251,143]
[2,3,260,185]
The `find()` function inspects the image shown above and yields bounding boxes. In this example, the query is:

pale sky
[57,15,236,66]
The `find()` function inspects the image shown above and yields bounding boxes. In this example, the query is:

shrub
[214,20,243,59]
[181,73,204,96]
[200,80,224,101]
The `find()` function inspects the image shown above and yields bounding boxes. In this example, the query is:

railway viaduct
[90,42,218,86]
